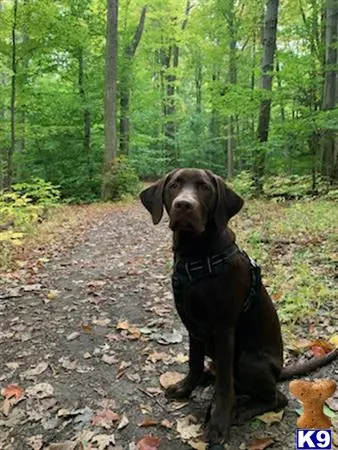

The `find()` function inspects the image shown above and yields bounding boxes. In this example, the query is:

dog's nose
[173,199,194,211]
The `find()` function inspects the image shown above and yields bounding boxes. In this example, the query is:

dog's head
[140,168,243,234]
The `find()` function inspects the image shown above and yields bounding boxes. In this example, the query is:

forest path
[1,202,337,450]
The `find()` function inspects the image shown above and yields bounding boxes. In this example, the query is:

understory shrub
[109,156,141,200]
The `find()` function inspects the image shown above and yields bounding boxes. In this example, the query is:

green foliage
[264,175,329,198]
[238,199,338,327]
[0,178,60,250]
[0,0,337,200]
[230,171,256,197]
[12,177,60,205]
[108,157,141,201]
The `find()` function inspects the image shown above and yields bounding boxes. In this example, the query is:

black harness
[172,243,261,343]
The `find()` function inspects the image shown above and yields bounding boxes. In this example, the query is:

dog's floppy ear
[140,171,175,224]
[210,173,244,227]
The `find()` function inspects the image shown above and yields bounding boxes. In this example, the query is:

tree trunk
[163,1,192,168]
[78,48,91,155]
[195,62,202,114]
[227,116,234,179]
[250,30,257,138]
[226,0,237,180]
[7,0,18,189]
[321,0,338,182]
[119,6,147,155]
[254,0,280,193]
[101,0,118,200]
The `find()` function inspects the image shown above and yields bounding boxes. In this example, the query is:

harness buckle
[185,262,193,281]
[206,257,212,274]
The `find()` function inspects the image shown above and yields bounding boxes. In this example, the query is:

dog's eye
[169,182,179,189]
[199,182,210,191]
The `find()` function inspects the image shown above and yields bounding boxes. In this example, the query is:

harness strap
[172,244,261,342]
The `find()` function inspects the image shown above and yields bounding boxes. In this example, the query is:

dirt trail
[0,203,337,450]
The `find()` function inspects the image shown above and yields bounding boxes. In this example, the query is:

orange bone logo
[289,379,337,429]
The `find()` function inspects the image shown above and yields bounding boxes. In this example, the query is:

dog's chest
[172,270,214,343]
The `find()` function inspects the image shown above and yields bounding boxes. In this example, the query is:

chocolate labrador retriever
[140,168,337,446]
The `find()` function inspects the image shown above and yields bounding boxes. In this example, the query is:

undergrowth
[234,200,337,332]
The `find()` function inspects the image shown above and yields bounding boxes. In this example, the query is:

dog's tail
[279,349,338,381]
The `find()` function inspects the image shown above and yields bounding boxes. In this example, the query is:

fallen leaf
[271,291,283,301]
[256,410,284,425]
[27,435,44,450]
[1,398,14,416]
[326,395,338,412]
[116,320,130,330]
[288,338,312,352]
[92,409,120,428]
[140,404,153,415]
[101,354,118,365]
[47,290,58,300]
[138,419,159,427]
[23,283,42,292]
[43,417,59,430]
[41,397,58,410]
[81,322,93,334]
[174,352,189,364]
[147,351,169,364]
[92,318,111,327]
[310,339,334,357]
[116,320,141,339]
[2,287,22,298]
[60,357,78,371]
[156,329,183,345]
[5,362,20,370]
[91,434,115,450]
[117,413,129,430]
[176,416,202,441]
[247,438,274,450]
[48,442,84,450]
[75,429,96,443]
[159,371,185,389]
[136,435,160,450]
[329,335,338,348]
[160,419,174,429]
[323,404,337,419]
[22,362,49,379]
[2,383,25,400]
[73,406,94,430]
[127,326,141,340]
[188,440,207,450]
[67,332,80,341]
[26,382,54,399]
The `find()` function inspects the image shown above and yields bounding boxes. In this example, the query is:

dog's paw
[165,379,193,400]
[205,415,230,445]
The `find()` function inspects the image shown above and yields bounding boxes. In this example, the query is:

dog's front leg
[166,333,204,399]
[205,325,235,445]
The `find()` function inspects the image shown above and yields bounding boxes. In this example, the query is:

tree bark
[101,0,118,200]
[163,1,192,168]
[195,62,202,114]
[119,6,147,155]
[225,0,237,180]
[78,48,91,156]
[7,0,18,189]
[254,0,280,193]
[321,0,338,182]
[18,0,29,155]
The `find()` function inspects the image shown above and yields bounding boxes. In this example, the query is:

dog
[140,168,338,446]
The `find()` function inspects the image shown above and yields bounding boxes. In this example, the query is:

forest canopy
[0,0,337,202]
